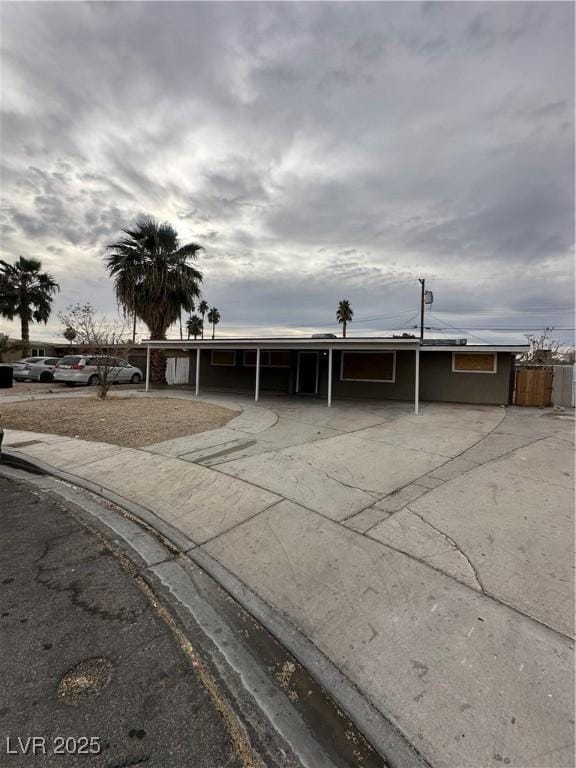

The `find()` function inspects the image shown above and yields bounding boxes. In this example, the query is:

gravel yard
[0,396,239,447]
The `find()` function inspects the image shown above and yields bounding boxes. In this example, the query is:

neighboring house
[1,340,146,370]
[1,340,58,363]
[142,336,529,410]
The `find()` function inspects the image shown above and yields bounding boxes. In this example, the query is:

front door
[297,352,319,394]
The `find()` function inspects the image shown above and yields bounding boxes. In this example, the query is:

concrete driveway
[2,392,574,768]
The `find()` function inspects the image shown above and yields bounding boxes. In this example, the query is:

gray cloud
[0,1,573,344]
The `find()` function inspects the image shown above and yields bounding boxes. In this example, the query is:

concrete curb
[2,449,196,554]
[1,448,430,768]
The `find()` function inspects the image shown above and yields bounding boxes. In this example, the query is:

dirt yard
[0,396,239,447]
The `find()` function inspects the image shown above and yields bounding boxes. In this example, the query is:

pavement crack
[405,506,485,593]
[34,534,145,624]
[286,453,381,497]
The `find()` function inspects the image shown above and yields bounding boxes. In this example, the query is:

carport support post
[327,348,333,407]
[414,346,420,415]
[255,348,261,402]
[145,345,151,392]
[195,348,201,396]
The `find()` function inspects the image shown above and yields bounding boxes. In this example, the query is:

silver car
[12,356,61,382]
[53,355,143,386]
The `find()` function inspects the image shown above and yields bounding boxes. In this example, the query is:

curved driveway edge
[1,396,574,768]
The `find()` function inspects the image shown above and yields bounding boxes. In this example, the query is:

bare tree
[58,303,98,345]
[523,328,562,364]
[58,303,130,400]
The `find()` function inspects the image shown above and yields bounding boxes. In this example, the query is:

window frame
[243,350,291,368]
[211,350,236,367]
[339,351,396,384]
[451,351,497,374]
[267,350,292,368]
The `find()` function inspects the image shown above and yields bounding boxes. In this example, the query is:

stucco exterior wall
[186,347,514,405]
[189,349,292,393]
[419,351,513,405]
[329,350,416,401]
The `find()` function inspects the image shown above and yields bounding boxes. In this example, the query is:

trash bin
[0,365,14,389]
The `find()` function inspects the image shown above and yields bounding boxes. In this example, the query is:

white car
[53,355,143,386]
[12,356,62,382]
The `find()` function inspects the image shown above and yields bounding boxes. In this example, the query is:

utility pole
[418,278,425,341]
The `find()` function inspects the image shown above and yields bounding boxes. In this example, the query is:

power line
[284,310,420,329]
[427,326,576,332]
[433,309,574,316]
[430,314,493,344]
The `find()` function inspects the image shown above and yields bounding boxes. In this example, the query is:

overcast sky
[1,1,574,344]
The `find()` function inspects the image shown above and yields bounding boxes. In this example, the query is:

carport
[142,338,527,409]
[143,338,423,413]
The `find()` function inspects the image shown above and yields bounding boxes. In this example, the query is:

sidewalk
[2,394,574,768]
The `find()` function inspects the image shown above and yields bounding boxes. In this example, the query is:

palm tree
[207,307,221,340]
[180,300,194,341]
[105,217,203,382]
[336,299,353,338]
[186,314,203,340]
[0,257,59,354]
[198,300,209,339]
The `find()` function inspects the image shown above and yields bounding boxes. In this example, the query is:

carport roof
[141,338,529,352]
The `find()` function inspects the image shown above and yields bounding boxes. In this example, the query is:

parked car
[53,355,143,386]
[9,357,39,373]
[12,357,62,382]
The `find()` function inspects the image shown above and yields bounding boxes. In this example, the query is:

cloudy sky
[1,0,574,344]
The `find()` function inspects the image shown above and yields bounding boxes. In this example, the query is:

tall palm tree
[186,314,203,340]
[181,300,194,341]
[198,299,209,339]
[207,307,221,340]
[105,217,203,382]
[336,299,353,338]
[0,257,59,354]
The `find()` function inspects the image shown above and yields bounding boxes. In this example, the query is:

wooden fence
[552,365,576,407]
[514,367,554,407]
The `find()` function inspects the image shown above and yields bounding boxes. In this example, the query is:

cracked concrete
[368,507,483,591]
[3,392,574,768]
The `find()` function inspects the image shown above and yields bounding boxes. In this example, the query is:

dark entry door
[297,352,318,394]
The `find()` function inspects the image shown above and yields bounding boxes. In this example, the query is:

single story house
[142,337,529,413]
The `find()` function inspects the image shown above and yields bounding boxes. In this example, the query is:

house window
[269,350,291,368]
[452,352,497,373]
[340,352,396,383]
[243,350,291,368]
[31,348,45,357]
[211,350,236,367]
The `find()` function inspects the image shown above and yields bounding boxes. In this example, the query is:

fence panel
[552,365,575,408]
[514,367,553,407]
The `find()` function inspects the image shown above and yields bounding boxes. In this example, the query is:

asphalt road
[0,475,255,767]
